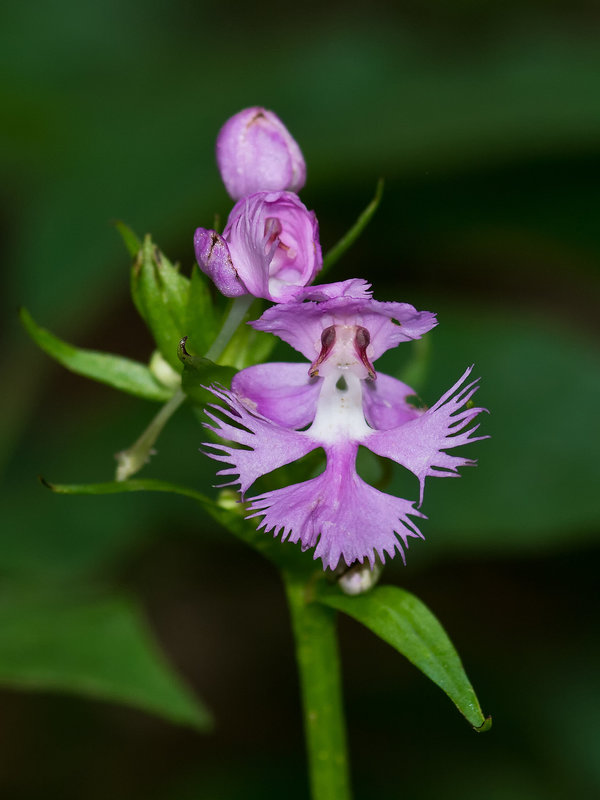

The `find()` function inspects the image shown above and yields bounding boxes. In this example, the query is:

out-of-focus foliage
[381,305,600,553]
[1,0,599,797]
[0,586,210,729]
[20,307,173,402]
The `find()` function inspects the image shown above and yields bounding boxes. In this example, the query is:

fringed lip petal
[366,366,489,505]
[202,385,318,495]
[246,443,426,570]
[231,362,321,430]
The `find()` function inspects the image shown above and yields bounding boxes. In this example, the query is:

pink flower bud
[194,191,321,302]
[216,108,306,200]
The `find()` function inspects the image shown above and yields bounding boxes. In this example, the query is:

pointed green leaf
[178,336,237,406]
[321,178,384,275]
[20,307,172,402]
[114,220,142,257]
[42,477,312,573]
[316,584,491,731]
[0,588,211,730]
[131,235,190,371]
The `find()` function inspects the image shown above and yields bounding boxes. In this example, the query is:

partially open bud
[194,191,321,302]
[216,107,306,200]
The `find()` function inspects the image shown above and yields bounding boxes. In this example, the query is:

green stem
[115,295,253,481]
[284,572,352,800]
[321,178,384,276]
[205,294,254,362]
[115,388,185,481]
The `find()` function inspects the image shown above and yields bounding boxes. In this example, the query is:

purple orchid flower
[194,191,322,302]
[203,285,488,570]
[216,107,306,200]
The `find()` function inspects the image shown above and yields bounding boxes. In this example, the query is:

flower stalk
[116,295,253,481]
[115,388,185,481]
[284,572,352,800]
[204,294,254,362]
[21,104,492,800]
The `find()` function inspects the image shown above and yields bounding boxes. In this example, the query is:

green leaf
[321,178,384,275]
[0,588,211,731]
[178,337,237,406]
[316,584,491,732]
[42,477,313,574]
[19,307,172,402]
[114,220,142,257]
[131,235,191,371]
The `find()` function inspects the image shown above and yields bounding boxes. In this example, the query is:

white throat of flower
[307,324,375,445]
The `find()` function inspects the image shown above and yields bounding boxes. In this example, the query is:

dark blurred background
[2,1,599,798]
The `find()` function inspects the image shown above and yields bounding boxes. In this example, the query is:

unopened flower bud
[149,350,182,390]
[337,559,384,595]
[216,107,306,200]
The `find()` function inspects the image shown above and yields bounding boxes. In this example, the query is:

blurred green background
[2,1,599,798]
